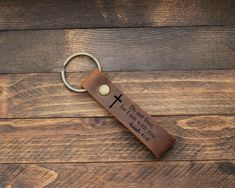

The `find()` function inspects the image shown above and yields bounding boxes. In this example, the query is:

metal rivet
[99,84,110,96]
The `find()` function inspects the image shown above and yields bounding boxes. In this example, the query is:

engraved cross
[109,94,122,108]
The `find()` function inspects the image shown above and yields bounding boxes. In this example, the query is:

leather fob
[82,69,175,158]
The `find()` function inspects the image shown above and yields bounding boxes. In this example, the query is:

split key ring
[61,52,102,93]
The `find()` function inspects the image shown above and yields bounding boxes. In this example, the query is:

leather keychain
[61,52,175,158]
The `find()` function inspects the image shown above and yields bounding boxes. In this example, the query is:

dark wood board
[0,161,234,188]
[0,27,235,73]
[0,115,234,163]
[0,70,234,118]
[0,0,235,30]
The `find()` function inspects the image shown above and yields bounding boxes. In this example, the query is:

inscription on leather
[82,69,175,158]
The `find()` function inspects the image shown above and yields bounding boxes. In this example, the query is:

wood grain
[0,164,58,188]
[0,0,235,30]
[0,115,234,163]
[0,1,234,187]
[0,161,234,188]
[0,27,235,73]
[0,70,234,118]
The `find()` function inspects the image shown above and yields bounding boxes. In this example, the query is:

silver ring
[61,52,102,92]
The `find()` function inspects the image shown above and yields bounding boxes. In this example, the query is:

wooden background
[0,0,234,187]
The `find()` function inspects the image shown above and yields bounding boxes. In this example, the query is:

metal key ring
[61,52,102,92]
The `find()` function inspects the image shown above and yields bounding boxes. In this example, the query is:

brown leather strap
[82,69,175,158]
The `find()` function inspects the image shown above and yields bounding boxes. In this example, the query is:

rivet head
[98,84,110,96]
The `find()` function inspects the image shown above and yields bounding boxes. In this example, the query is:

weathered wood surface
[0,161,234,188]
[0,164,58,188]
[0,1,234,187]
[0,115,234,163]
[0,70,234,118]
[0,0,234,30]
[0,27,235,73]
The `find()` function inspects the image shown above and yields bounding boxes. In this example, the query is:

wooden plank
[0,115,234,163]
[0,0,234,30]
[0,164,57,188]
[0,161,234,187]
[0,27,235,73]
[0,70,234,118]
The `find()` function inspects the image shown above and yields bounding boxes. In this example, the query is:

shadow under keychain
[61,52,175,158]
